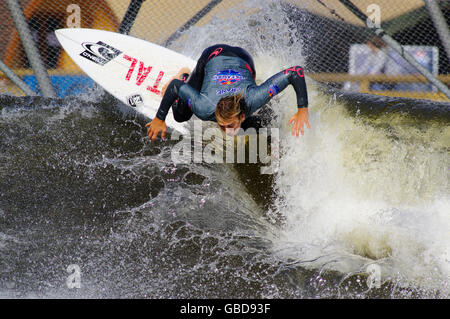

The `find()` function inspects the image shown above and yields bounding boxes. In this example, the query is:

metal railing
[309,73,450,100]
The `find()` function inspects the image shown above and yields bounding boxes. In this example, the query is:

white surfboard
[55,28,196,134]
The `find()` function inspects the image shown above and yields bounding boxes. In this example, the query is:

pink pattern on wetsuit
[208,47,223,60]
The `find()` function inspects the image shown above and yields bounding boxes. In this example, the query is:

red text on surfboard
[123,54,164,95]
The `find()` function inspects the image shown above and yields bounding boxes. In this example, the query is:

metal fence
[0,0,449,101]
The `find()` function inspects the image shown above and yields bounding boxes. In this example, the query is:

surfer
[146,44,310,141]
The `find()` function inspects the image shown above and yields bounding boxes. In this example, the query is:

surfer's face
[218,114,245,136]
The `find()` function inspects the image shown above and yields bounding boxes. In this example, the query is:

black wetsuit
[155,44,308,127]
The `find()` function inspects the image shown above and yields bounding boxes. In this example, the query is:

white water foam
[172,0,450,294]
[271,88,450,294]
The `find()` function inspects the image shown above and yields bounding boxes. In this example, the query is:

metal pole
[423,0,450,61]
[338,0,450,99]
[118,0,146,35]
[0,59,35,95]
[6,0,56,97]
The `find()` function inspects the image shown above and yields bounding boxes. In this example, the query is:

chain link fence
[0,0,449,100]
[285,0,450,100]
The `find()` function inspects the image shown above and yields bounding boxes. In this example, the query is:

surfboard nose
[55,28,85,41]
[54,28,72,43]
[55,28,70,36]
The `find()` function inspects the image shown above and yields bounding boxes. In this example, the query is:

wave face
[1,0,449,298]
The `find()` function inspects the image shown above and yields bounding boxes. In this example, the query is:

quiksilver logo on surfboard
[127,94,143,107]
[80,41,122,66]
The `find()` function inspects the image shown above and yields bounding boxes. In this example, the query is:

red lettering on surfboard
[123,55,137,81]
[147,71,164,95]
[136,61,152,86]
[123,55,164,95]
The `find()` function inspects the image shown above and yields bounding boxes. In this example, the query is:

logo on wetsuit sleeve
[268,84,279,97]
[212,69,243,85]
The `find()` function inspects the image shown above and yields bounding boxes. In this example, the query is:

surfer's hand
[146,118,167,142]
[288,108,311,137]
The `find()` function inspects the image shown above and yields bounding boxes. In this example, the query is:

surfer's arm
[155,66,192,121]
[246,65,310,136]
[148,69,193,141]
[155,79,208,121]
[147,79,185,142]
[246,66,308,112]
[155,79,185,121]
[177,84,215,121]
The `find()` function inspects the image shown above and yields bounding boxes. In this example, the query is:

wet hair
[215,94,247,125]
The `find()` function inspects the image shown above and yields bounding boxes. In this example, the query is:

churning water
[0,1,449,298]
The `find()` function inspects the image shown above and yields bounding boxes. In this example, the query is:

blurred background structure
[0,0,449,101]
